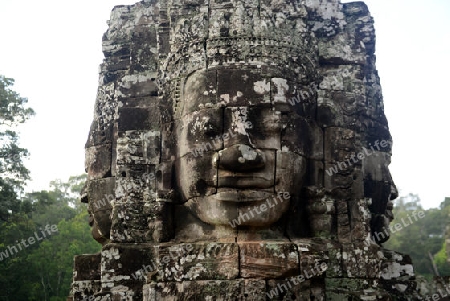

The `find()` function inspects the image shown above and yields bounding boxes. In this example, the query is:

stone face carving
[70,0,423,300]
[174,66,314,241]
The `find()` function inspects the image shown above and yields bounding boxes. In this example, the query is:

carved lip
[214,188,276,203]
[217,176,273,189]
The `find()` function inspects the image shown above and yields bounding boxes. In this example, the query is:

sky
[0,0,449,209]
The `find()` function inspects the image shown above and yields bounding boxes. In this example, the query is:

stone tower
[70,0,423,300]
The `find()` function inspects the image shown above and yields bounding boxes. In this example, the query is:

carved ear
[156,160,178,202]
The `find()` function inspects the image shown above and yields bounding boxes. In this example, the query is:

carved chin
[185,194,291,227]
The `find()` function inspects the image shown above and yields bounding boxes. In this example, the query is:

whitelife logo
[325,139,391,177]
[0,224,58,261]
[372,210,425,243]
[229,192,290,228]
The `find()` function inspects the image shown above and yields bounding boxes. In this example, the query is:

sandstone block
[156,242,239,281]
[239,242,299,279]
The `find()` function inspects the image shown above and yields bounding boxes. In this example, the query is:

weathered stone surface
[325,278,390,300]
[70,0,424,300]
[116,130,160,166]
[71,280,101,301]
[86,178,115,243]
[295,239,330,277]
[266,279,314,300]
[73,254,101,281]
[144,280,244,300]
[72,254,109,299]
[381,250,415,281]
[341,242,383,278]
[307,194,335,238]
[100,243,158,297]
[156,243,239,281]
[110,201,173,243]
[85,144,112,180]
[239,242,299,279]
[243,280,266,301]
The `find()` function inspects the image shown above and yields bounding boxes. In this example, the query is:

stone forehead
[174,66,317,117]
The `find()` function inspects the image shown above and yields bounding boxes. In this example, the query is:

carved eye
[204,122,220,136]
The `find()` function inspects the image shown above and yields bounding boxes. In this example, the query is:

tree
[434,242,450,276]
[0,75,34,221]
[384,194,450,279]
[433,197,450,275]
[0,175,101,301]
[27,211,100,301]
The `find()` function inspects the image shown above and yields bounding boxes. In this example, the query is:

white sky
[0,0,449,209]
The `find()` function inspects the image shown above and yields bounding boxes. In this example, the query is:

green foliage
[434,242,450,275]
[0,76,34,127]
[0,75,97,300]
[0,75,34,223]
[384,194,450,278]
[0,175,101,301]
[0,75,34,187]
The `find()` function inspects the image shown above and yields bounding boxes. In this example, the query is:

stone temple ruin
[70,0,425,300]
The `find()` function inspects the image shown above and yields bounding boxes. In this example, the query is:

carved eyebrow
[188,111,223,134]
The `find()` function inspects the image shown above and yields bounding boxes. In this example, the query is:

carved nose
[213,144,265,172]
